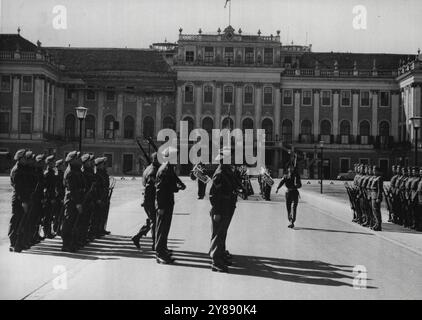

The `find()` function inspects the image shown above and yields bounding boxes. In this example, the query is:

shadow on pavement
[380,223,422,234]
[294,227,374,236]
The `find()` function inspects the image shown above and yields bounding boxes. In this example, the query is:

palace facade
[0,27,421,178]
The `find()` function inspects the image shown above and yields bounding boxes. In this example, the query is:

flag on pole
[224,0,230,8]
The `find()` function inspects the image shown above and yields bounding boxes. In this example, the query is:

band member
[132,152,160,250]
[276,164,302,229]
[155,147,186,264]
[42,155,56,239]
[209,147,238,273]
[191,162,207,199]
[8,149,33,252]
[53,159,66,235]
[62,151,85,252]
[370,166,384,231]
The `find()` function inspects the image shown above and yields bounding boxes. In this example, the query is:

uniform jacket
[55,169,65,200]
[64,166,86,205]
[142,163,158,207]
[370,175,383,202]
[277,172,302,190]
[155,162,178,209]
[10,163,34,203]
[44,168,56,200]
[209,165,238,215]
[82,167,97,203]
[95,168,110,203]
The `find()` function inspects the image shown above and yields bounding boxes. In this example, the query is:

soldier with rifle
[53,159,66,236]
[408,167,420,230]
[97,157,111,237]
[62,151,86,252]
[155,146,186,264]
[8,149,34,252]
[42,155,57,239]
[387,165,399,222]
[403,167,413,228]
[90,157,109,239]
[395,166,409,225]
[370,166,384,231]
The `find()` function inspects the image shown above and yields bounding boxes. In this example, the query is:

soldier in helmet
[370,166,384,231]
[42,155,56,239]
[61,151,85,252]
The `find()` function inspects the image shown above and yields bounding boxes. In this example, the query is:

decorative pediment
[223,25,235,40]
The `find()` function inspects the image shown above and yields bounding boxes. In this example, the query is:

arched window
[320,120,332,135]
[360,120,370,136]
[104,115,115,139]
[163,116,175,130]
[222,117,234,130]
[340,120,351,135]
[379,121,390,136]
[65,114,76,139]
[244,86,254,104]
[143,116,154,138]
[124,115,135,139]
[282,119,293,143]
[203,86,213,104]
[242,118,254,132]
[202,117,213,136]
[223,86,234,104]
[301,120,312,135]
[85,115,95,138]
[262,118,273,141]
[183,116,194,134]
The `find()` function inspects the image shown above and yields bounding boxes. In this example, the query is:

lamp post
[409,116,422,166]
[75,106,88,152]
[319,140,324,194]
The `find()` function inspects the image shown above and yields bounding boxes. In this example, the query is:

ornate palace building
[0,27,421,177]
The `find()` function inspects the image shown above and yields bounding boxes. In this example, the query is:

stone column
[332,89,339,135]
[235,83,242,129]
[391,90,400,142]
[215,82,222,129]
[50,83,55,133]
[274,85,281,139]
[371,90,378,136]
[176,82,183,132]
[155,96,162,136]
[45,80,50,134]
[194,82,202,128]
[116,93,124,138]
[97,91,104,140]
[33,76,45,138]
[352,90,359,136]
[55,86,65,136]
[293,89,301,141]
[313,89,320,137]
[136,96,143,137]
[254,84,262,130]
[11,75,20,138]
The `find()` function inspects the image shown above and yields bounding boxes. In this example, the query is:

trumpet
[192,164,211,184]
[261,171,274,187]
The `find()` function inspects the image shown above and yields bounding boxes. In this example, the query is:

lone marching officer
[276,164,302,229]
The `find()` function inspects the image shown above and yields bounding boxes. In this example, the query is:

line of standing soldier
[346,164,385,231]
[8,149,113,253]
[384,165,422,231]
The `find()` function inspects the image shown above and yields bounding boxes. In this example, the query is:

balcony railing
[282,68,397,78]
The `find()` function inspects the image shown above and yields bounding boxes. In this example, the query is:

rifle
[344,183,355,211]
[102,176,116,232]
[136,139,152,166]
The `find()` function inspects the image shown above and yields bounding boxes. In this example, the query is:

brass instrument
[260,168,274,187]
[192,164,211,184]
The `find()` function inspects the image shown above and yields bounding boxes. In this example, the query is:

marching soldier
[53,159,66,235]
[370,166,384,231]
[62,151,85,252]
[209,147,238,273]
[155,147,186,264]
[132,152,160,250]
[191,162,207,200]
[276,164,302,228]
[8,149,34,252]
[90,157,109,239]
[97,158,111,237]
[42,155,56,239]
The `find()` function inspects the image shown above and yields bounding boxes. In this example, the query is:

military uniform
[409,168,420,230]
[276,168,302,228]
[416,173,422,231]
[53,159,65,235]
[42,155,56,238]
[90,157,109,239]
[370,167,384,231]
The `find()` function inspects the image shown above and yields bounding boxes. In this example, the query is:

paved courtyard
[0,176,421,300]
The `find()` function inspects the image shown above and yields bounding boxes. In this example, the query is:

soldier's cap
[81,153,94,163]
[65,151,79,163]
[25,150,34,159]
[55,159,64,166]
[14,149,26,161]
[215,146,231,161]
[94,157,107,165]
[35,154,46,162]
[45,154,55,164]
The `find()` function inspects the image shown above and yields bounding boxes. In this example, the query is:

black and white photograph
[0,0,421,303]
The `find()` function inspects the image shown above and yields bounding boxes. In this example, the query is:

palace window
[204,47,214,63]
[282,119,293,143]
[341,90,351,107]
[20,112,32,134]
[302,90,312,106]
[244,86,254,105]
[124,116,135,139]
[0,75,11,92]
[263,87,273,105]
[185,51,194,63]
[86,90,96,101]
[22,76,33,92]
[106,90,116,101]
[283,89,293,105]
[224,86,234,104]
[104,153,113,168]
[380,91,390,107]
[321,90,331,106]
[224,47,234,65]
[85,115,95,138]
[264,48,273,65]
[359,121,370,144]
[245,48,254,64]
[104,115,115,139]
[0,112,9,134]
[203,85,213,104]
[184,85,194,103]
[143,116,154,138]
[360,91,370,107]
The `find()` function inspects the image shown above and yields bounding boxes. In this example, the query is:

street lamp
[75,106,88,152]
[409,116,422,166]
[319,140,324,194]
